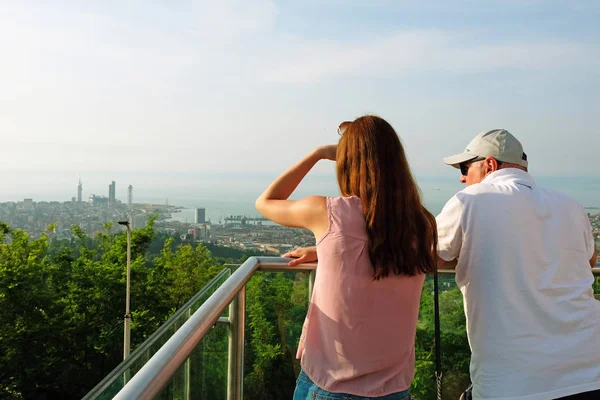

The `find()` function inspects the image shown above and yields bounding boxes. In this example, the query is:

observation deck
[83,258,600,400]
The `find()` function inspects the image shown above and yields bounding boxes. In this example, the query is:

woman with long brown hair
[256,115,437,400]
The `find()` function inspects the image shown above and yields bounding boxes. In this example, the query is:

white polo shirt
[437,169,600,400]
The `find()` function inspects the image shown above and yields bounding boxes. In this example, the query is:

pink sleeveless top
[296,196,425,397]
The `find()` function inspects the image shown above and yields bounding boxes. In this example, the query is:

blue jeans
[293,370,411,400]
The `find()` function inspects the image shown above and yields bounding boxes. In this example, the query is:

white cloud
[188,0,277,42]
[263,31,600,83]
[0,1,599,179]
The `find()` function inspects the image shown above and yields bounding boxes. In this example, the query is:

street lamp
[118,220,132,360]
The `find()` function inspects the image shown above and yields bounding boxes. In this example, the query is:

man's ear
[484,157,500,173]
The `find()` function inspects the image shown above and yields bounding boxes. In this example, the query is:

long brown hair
[336,115,437,279]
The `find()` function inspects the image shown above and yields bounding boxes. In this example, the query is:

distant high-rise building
[201,224,210,241]
[195,208,206,224]
[108,181,116,204]
[191,225,210,241]
[77,179,83,202]
[127,185,133,206]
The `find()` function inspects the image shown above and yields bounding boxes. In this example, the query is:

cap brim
[443,152,479,168]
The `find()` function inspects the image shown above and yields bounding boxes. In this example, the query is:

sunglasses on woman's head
[337,121,351,136]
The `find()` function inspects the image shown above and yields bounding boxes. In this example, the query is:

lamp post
[118,220,132,360]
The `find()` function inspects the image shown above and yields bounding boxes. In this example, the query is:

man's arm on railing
[438,256,458,270]
[283,246,318,267]
[590,246,598,268]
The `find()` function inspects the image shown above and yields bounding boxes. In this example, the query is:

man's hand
[438,256,458,270]
[282,246,318,267]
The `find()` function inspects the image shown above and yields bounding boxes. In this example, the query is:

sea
[133,175,600,224]
[1,172,597,223]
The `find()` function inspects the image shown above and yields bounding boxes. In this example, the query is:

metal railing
[111,259,599,400]
[111,257,317,400]
[83,267,233,400]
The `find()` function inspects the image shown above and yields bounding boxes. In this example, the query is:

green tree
[0,223,61,398]
[243,272,311,400]
[154,239,221,310]
[0,217,226,399]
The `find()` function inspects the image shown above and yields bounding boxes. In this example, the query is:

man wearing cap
[437,129,599,399]
[284,128,600,399]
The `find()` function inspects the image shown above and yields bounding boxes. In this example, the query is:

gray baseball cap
[443,129,528,169]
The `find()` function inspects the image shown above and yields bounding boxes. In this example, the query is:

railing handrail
[83,267,233,400]
[112,257,317,400]
[112,258,599,399]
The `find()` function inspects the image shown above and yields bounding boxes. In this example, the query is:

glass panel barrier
[243,270,311,399]
[413,273,470,399]
[414,270,600,399]
[83,267,232,400]
[239,267,474,399]
[154,265,241,400]
[155,324,229,400]
[239,268,469,400]
[87,260,597,400]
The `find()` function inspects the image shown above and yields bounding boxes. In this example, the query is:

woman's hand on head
[316,145,337,161]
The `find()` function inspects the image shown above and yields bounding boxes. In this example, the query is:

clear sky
[1,1,599,200]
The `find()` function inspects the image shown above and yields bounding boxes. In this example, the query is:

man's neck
[498,163,527,172]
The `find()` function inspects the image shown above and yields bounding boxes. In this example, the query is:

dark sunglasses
[459,163,471,176]
[459,157,503,176]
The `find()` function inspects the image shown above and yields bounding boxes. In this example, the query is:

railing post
[123,369,130,387]
[183,308,192,400]
[308,270,316,301]
[227,286,246,400]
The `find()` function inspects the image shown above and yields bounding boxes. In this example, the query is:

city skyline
[2,173,599,226]
[71,178,134,204]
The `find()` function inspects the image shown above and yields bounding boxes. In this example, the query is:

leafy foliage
[244,272,309,399]
[0,218,222,399]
